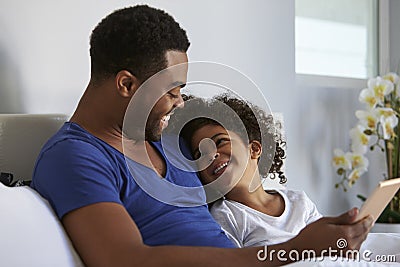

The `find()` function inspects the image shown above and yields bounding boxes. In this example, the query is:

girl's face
[190,124,260,189]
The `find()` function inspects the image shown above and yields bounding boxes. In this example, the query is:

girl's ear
[115,70,140,98]
[249,140,262,159]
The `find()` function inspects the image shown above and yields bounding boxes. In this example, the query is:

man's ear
[249,140,262,159]
[115,70,140,98]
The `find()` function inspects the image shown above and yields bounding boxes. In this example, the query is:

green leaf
[377,206,391,223]
[356,194,367,202]
[376,203,400,223]
[388,210,400,223]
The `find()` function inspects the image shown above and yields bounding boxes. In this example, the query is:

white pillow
[0,183,84,267]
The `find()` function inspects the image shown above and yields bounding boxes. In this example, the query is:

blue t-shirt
[31,122,234,248]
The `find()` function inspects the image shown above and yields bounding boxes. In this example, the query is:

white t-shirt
[210,189,322,247]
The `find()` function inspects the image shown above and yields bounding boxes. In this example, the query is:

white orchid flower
[381,115,398,140]
[385,72,400,96]
[349,126,370,154]
[383,72,400,96]
[374,107,398,139]
[375,107,396,118]
[336,72,400,190]
[348,152,369,170]
[348,168,367,186]
[332,149,351,170]
[359,88,380,108]
[355,110,378,130]
[346,152,369,186]
[368,77,394,102]
[383,72,399,85]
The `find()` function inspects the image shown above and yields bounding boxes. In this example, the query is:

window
[295,0,379,80]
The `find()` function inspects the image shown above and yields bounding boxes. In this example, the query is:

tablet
[356,177,400,222]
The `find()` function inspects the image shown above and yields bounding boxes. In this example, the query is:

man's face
[145,51,188,141]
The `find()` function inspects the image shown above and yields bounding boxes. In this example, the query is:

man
[31,5,373,267]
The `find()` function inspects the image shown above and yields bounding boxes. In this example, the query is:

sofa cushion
[0,114,69,181]
[0,183,84,267]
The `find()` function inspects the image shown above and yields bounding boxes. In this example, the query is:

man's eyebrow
[170,81,186,89]
[209,132,226,141]
[192,132,227,158]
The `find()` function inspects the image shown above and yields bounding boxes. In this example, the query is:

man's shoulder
[44,122,95,145]
[41,122,113,157]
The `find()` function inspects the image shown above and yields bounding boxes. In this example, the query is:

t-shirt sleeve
[32,139,122,219]
[303,192,323,224]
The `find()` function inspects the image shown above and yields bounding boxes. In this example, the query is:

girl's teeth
[214,162,229,174]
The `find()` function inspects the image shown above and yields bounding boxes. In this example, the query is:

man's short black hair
[90,5,190,82]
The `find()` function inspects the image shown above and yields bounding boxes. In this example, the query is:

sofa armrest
[0,183,84,267]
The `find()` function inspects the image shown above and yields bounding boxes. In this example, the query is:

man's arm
[63,202,267,267]
[63,203,373,267]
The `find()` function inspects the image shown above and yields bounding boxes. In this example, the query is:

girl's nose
[207,152,219,163]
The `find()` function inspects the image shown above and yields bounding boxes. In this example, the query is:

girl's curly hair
[167,94,287,184]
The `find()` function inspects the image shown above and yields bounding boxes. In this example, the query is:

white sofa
[0,114,84,267]
[1,114,399,267]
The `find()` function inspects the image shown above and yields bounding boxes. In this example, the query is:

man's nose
[175,93,184,108]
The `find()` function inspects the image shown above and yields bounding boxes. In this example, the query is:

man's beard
[122,119,161,142]
[145,118,162,142]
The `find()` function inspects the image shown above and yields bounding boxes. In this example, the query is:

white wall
[0,0,294,116]
[291,82,389,215]
[1,0,398,216]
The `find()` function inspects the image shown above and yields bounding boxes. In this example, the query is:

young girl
[171,94,322,247]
